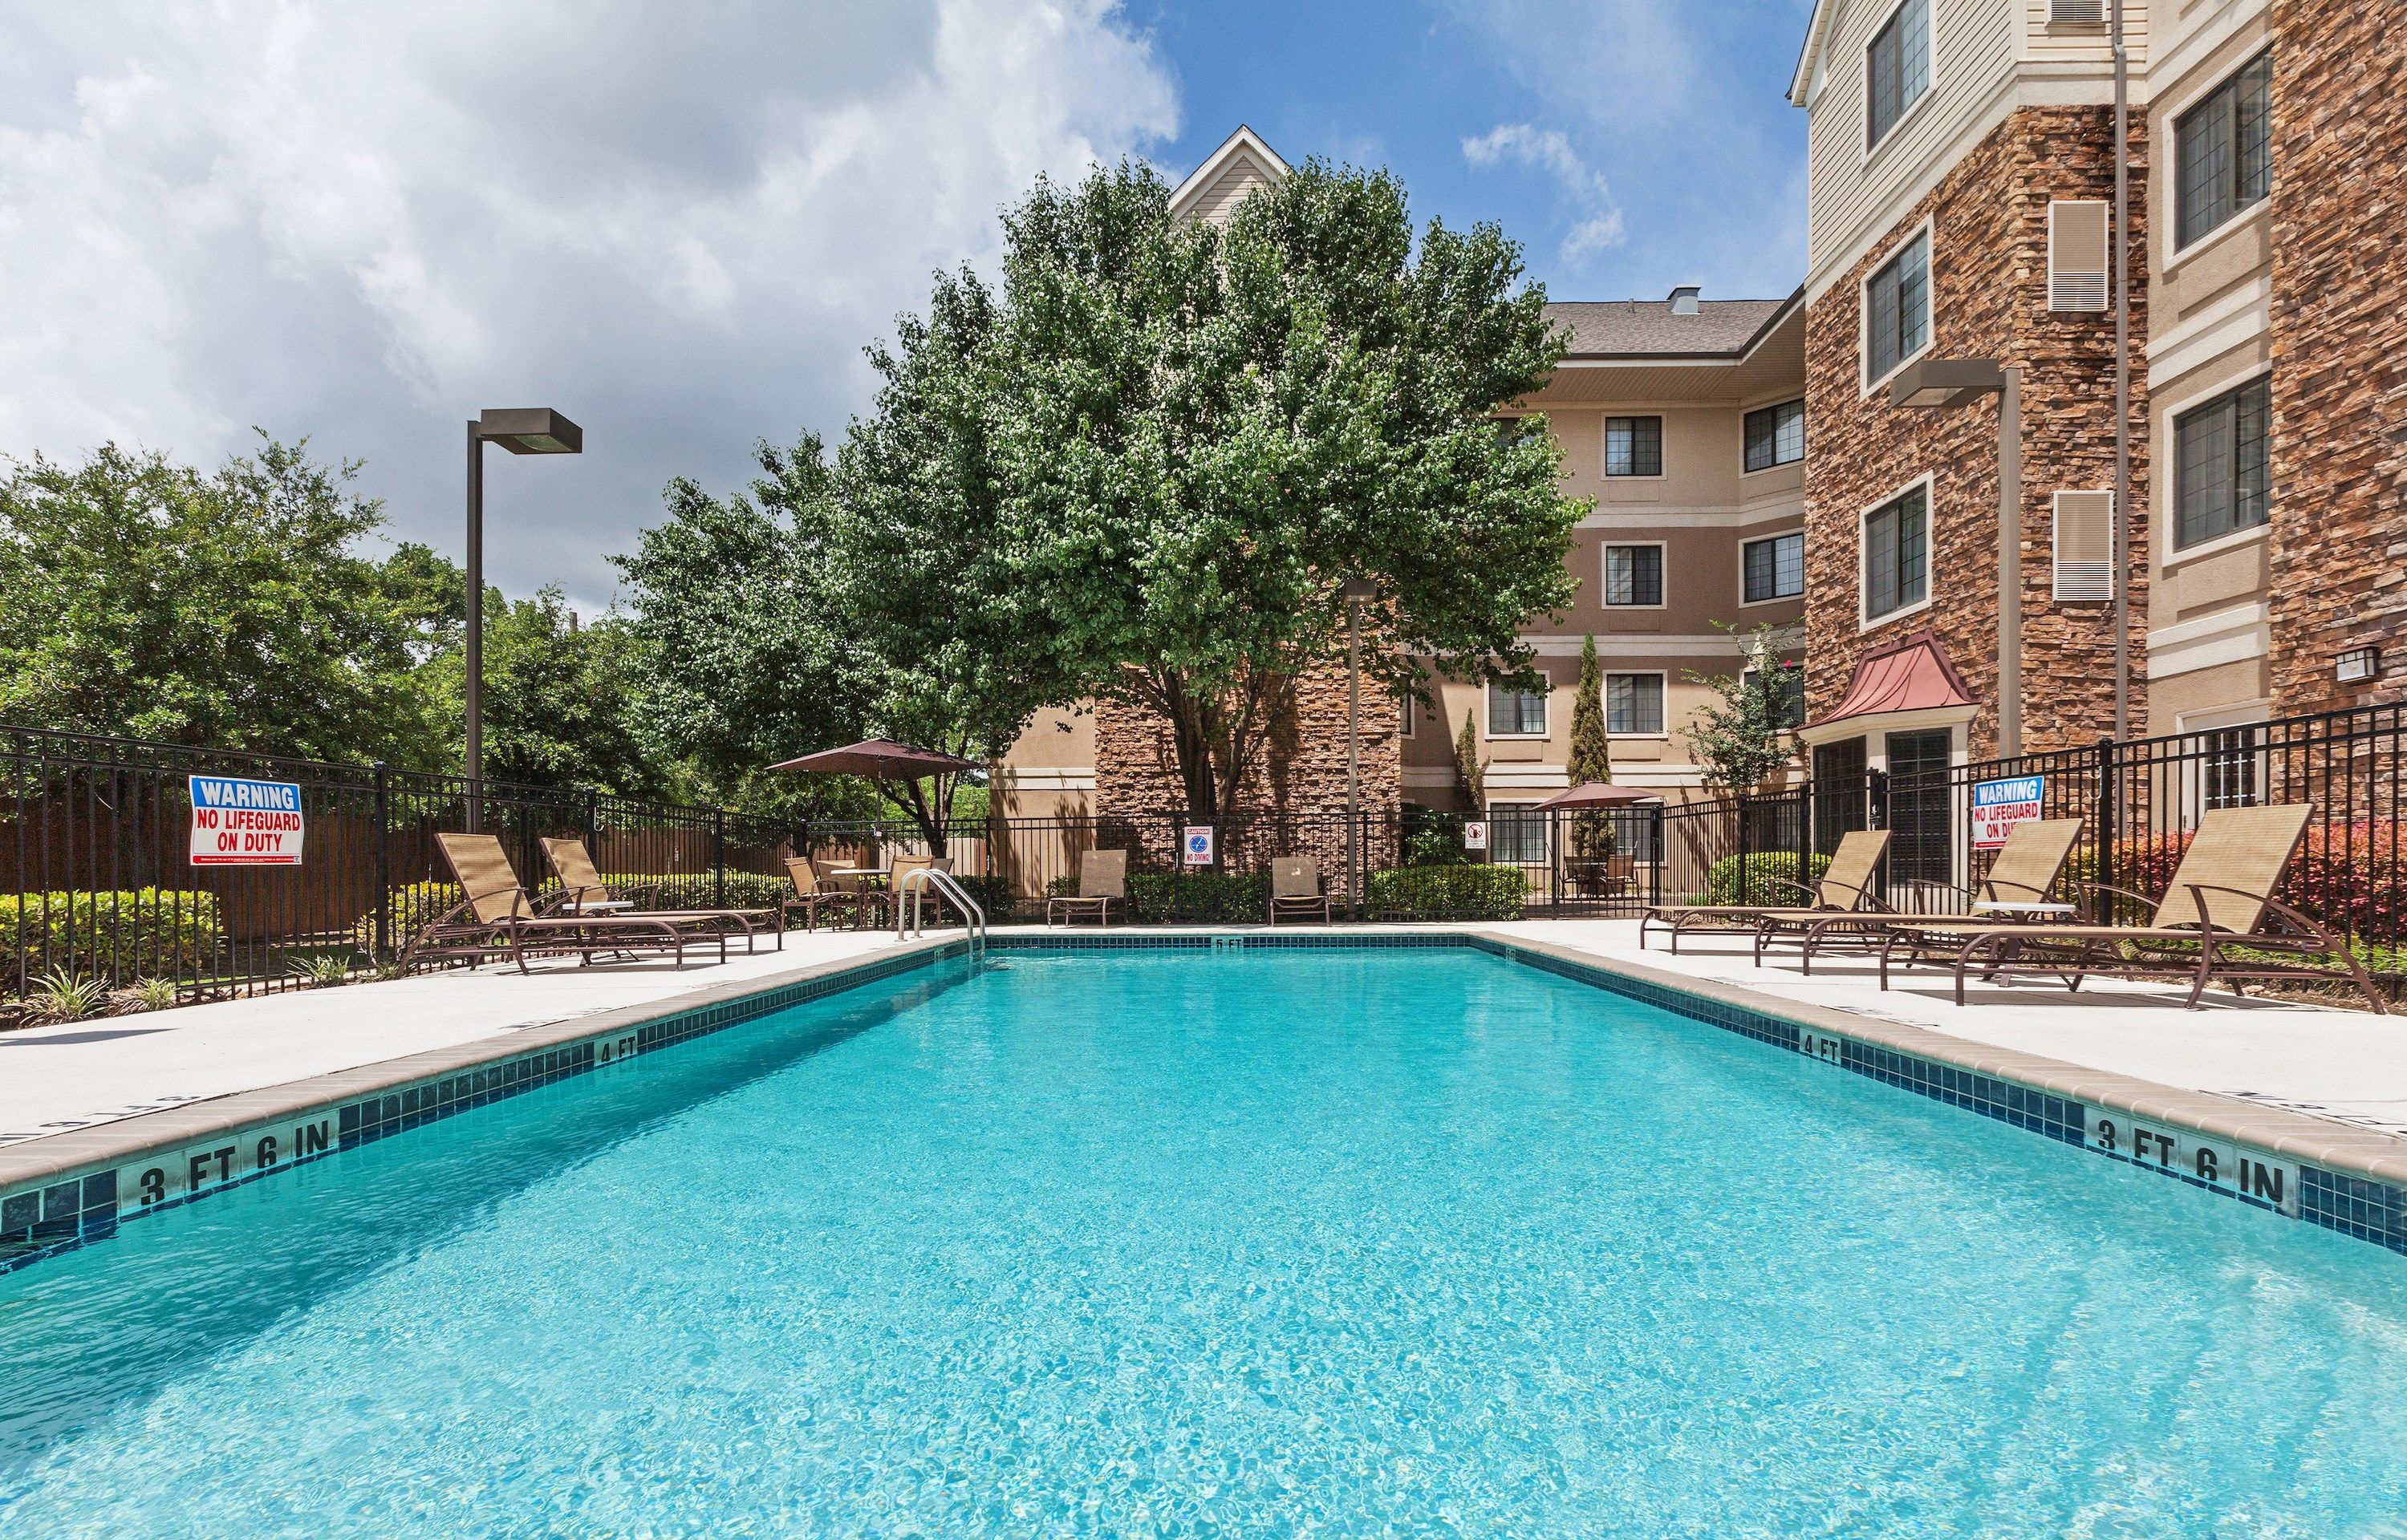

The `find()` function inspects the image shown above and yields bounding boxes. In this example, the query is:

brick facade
[2265,0,2407,713]
[1803,107,2149,756]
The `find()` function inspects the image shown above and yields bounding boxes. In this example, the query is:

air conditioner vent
[2048,199,2110,313]
[2050,0,2105,24]
[2053,490,2115,602]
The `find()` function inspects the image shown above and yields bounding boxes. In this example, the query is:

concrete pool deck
[2,918,2401,1151]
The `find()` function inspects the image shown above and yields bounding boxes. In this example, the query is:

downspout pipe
[2111,0,2132,740]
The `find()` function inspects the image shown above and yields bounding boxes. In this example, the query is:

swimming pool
[3,943,2404,1536]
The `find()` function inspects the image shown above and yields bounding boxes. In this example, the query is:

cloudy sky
[0,1,1812,611]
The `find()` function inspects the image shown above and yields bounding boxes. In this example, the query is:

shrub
[1366,864,1527,921]
[1399,805,1475,867]
[2064,820,2407,942]
[1702,850,1831,907]
[1042,869,1272,922]
[2,890,221,981]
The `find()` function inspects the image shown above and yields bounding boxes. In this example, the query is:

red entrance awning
[1804,630,1977,732]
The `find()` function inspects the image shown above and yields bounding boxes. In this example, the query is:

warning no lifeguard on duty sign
[188,775,306,866]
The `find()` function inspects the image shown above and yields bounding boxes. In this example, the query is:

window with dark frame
[1743,531,1805,603]
[1605,673,1665,735]
[1744,399,1806,472]
[1863,484,1930,620]
[2201,724,2260,812]
[1487,682,1548,736]
[2174,376,2269,550]
[1488,804,1548,865]
[1603,544,1664,606]
[1865,0,1931,148]
[2176,52,2271,250]
[1604,416,1663,477]
[1743,663,1808,731]
[1864,231,1930,384]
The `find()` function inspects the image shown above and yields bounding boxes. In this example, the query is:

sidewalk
[0,930,907,1147]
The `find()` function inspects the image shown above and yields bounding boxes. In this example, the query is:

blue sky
[1,2,1817,607]
[1134,0,1816,304]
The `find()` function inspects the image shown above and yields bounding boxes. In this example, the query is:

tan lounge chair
[1047,849,1127,926]
[1638,829,1893,954]
[1784,817,2086,975]
[539,836,781,952]
[403,833,720,972]
[1931,803,2385,1011]
[1268,856,1332,924]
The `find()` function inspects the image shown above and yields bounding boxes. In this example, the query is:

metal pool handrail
[894,866,985,950]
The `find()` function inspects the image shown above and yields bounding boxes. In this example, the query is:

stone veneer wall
[1092,667,1401,869]
[2265,0,2407,713]
[1803,107,2149,756]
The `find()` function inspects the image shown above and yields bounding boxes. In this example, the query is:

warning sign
[1971,776,2044,850]
[189,776,306,866]
[1182,825,1216,866]
[1463,820,1489,852]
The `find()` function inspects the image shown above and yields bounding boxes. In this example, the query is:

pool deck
[3,917,2401,1152]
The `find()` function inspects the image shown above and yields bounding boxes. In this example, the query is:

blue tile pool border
[6,931,2405,1275]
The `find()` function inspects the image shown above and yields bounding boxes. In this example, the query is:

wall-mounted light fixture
[2337,646,2381,685]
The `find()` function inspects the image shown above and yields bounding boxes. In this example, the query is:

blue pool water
[4,946,2406,1537]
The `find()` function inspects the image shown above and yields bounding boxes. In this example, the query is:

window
[1865,0,1930,149]
[1864,231,1930,386]
[1863,483,1930,622]
[1488,804,1549,865]
[2174,377,2269,550]
[1605,673,1665,735]
[2201,724,2260,812]
[1487,682,1548,736]
[1604,415,1663,477]
[1743,532,1806,603]
[1603,544,1664,606]
[1397,685,1415,738]
[1744,663,1808,731]
[1744,399,1805,472]
[2176,53,2271,250]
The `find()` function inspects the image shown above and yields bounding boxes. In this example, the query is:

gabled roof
[1167,124,1290,222]
[1545,289,1803,360]
[1790,0,1843,106]
[1806,630,1978,731]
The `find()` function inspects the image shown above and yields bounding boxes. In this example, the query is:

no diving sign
[189,776,306,866]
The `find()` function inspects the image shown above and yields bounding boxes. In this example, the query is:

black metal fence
[4,724,798,1004]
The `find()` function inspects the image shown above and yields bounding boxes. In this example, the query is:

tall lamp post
[465,407,583,831]
[1341,577,1379,916]
[1889,359,2023,758]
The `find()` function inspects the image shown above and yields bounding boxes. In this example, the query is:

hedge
[1042,870,1273,922]
[4,890,221,979]
[1366,864,1527,921]
[1701,850,1832,907]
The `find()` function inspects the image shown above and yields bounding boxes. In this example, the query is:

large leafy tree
[0,440,440,763]
[858,158,1581,820]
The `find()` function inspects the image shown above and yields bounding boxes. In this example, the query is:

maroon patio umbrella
[769,738,982,857]
[1532,782,1663,810]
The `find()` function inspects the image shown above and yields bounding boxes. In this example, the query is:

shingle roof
[1544,294,1798,359]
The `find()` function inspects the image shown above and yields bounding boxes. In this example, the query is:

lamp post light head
[477,407,583,456]
[1889,358,2006,411]
[1340,577,1380,604]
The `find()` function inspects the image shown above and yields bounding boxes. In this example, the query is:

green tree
[1567,634,1615,857]
[412,588,666,795]
[1681,622,1805,793]
[1453,707,1486,811]
[855,158,1580,821]
[0,439,434,762]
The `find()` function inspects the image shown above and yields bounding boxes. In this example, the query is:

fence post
[1735,793,1752,903]
[2094,736,2117,906]
[712,807,727,909]
[1648,803,1664,908]
[370,760,392,965]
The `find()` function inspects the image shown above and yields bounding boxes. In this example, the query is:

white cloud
[1461,123,1625,265]
[0,1,1179,606]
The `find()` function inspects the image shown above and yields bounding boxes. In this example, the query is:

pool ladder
[893,866,986,954]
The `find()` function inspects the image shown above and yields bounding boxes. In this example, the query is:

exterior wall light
[2337,646,2381,684]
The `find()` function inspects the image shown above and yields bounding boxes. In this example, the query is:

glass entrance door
[1883,728,1953,887]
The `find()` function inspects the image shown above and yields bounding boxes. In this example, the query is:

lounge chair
[1784,817,2086,975]
[539,836,780,952]
[878,854,956,930]
[402,833,720,972]
[1638,829,1893,954]
[1047,850,1127,926]
[1268,856,1332,924]
[781,857,870,932]
[1930,803,2385,1011]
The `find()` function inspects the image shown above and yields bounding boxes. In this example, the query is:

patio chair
[1930,803,2385,1011]
[782,856,871,932]
[539,837,780,952]
[1637,829,1893,954]
[878,853,957,929]
[1783,817,2086,975]
[1268,856,1332,925]
[401,833,720,973]
[1047,849,1127,926]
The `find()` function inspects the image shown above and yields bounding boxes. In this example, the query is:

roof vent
[1668,285,1702,315]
